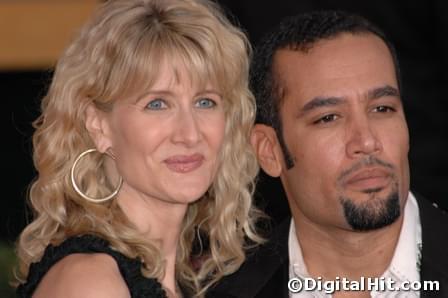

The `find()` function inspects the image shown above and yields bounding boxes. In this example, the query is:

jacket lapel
[417,194,448,297]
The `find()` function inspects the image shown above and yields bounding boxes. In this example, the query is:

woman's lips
[164,154,204,173]
[344,168,391,191]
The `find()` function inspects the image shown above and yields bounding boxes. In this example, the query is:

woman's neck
[117,184,189,296]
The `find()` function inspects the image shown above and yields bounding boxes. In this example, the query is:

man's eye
[314,114,339,124]
[195,98,216,109]
[146,98,167,110]
[373,106,396,113]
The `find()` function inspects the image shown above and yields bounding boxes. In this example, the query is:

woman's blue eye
[146,99,167,110]
[196,98,216,108]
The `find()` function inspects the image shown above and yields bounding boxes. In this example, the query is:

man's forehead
[272,32,391,71]
[271,33,397,105]
[271,49,314,106]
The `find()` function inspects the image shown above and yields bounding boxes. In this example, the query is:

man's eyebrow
[301,96,346,113]
[299,85,399,115]
[367,85,400,100]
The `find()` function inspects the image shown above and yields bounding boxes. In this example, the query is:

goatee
[340,187,401,231]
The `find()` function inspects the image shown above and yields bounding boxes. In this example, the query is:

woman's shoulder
[17,235,166,298]
[33,252,130,298]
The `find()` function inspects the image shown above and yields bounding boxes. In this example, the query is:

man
[208,11,448,297]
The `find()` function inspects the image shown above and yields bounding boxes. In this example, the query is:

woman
[15,0,262,297]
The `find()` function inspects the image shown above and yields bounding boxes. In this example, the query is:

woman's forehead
[127,54,221,97]
[110,49,227,103]
[154,60,220,90]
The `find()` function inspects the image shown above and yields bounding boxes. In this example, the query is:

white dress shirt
[288,192,422,297]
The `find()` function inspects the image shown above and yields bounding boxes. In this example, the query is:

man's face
[273,33,410,231]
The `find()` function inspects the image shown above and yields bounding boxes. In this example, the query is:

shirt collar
[288,191,422,283]
[384,191,422,283]
[288,216,307,279]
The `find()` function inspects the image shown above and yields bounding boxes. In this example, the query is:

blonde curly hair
[15,0,263,296]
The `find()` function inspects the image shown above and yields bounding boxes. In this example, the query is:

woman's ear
[84,104,113,153]
[250,124,283,177]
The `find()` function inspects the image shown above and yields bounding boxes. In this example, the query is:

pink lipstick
[164,153,204,173]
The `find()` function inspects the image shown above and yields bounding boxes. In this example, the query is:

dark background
[2,1,447,242]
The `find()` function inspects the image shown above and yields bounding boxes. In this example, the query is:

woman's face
[100,62,226,206]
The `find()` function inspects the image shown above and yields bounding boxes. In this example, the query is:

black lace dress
[16,235,167,298]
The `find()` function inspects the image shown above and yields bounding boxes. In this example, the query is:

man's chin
[339,186,401,231]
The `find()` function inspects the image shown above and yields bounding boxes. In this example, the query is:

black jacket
[208,195,448,297]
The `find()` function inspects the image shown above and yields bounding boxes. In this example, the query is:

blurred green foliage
[0,242,16,298]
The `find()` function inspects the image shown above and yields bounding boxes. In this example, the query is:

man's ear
[251,124,283,177]
[85,104,113,153]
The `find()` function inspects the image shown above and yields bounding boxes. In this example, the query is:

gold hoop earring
[70,148,123,203]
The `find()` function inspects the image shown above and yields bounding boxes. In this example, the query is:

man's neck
[293,211,404,281]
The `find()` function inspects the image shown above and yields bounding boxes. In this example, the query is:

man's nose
[345,115,383,158]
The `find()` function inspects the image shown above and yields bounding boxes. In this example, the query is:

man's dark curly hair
[250,10,401,168]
